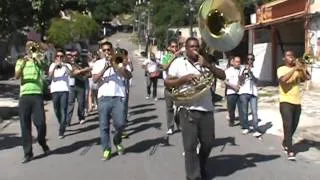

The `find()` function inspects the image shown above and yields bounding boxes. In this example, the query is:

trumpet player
[238,54,261,136]
[48,49,72,139]
[224,56,243,127]
[277,50,311,160]
[66,49,91,126]
[15,40,50,163]
[164,37,225,180]
[92,41,132,160]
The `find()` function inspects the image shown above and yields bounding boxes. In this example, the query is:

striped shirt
[15,59,44,96]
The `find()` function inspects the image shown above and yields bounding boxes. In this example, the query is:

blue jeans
[52,92,69,136]
[239,94,259,131]
[98,96,126,151]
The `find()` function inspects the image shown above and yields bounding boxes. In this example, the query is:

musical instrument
[71,61,91,80]
[167,0,244,103]
[25,41,46,63]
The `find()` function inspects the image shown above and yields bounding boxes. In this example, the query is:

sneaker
[253,132,262,137]
[58,135,64,139]
[287,152,296,161]
[242,129,249,135]
[154,97,158,101]
[182,152,185,156]
[42,145,50,156]
[79,120,86,124]
[116,144,125,155]
[102,149,112,160]
[121,132,129,139]
[166,129,173,135]
[145,95,150,100]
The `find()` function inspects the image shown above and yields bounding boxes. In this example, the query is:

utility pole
[189,0,195,37]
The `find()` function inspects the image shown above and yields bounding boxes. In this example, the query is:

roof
[245,11,306,30]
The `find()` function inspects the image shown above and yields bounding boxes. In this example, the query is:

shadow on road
[127,115,158,126]
[125,122,162,137]
[207,153,280,178]
[52,137,100,155]
[129,108,156,116]
[0,133,21,151]
[125,135,172,154]
[64,123,99,138]
[293,139,320,154]
[130,103,154,109]
[0,106,19,121]
[0,83,20,100]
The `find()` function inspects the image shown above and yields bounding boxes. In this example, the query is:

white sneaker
[253,132,262,137]
[166,129,173,135]
[242,129,249,134]
[145,96,150,100]
[79,120,86,124]
[182,152,185,156]
[154,97,158,101]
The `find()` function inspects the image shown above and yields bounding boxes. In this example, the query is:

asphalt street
[0,33,319,180]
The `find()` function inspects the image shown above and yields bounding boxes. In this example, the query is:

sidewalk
[215,80,320,143]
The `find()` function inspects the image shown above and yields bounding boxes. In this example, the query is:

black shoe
[22,155,33,164]
[228,122,234,127]
[42,145,50,156]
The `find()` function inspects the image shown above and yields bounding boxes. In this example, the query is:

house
[245,0,320,88]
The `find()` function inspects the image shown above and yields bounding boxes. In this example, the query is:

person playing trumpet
[164,37,225,180]
[92,41,132,160]
[277,50,311,160]
[238,54,261,137]
[15,40,50,163]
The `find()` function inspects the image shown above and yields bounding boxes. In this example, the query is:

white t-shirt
[238,66,258,96]
[167,56,214,112]
[225,66,241,95]
[143,58,159,73]
[92,58,126,98]
[49,63,72,93]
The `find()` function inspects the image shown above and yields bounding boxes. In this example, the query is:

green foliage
[48,11,99,47]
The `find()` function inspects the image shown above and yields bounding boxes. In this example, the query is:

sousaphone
[168,0,244,103]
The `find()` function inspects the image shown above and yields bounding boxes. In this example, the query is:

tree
[149,0,187,49]
[48,11,99,47]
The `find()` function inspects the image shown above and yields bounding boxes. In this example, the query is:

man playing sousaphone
[164,37,225,179]
[277,50,311,161]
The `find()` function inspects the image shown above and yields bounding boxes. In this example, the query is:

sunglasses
[102,48,111,52]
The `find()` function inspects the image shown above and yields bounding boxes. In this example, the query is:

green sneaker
[116,144,124,155]
[121,132,129,139]
[102,149,112,161]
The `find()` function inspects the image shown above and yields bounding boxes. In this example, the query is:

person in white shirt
[48,49,72,138]
[87,52,98,112]
[164,37,226,180]
[92,41,132,160]
[224,56,243,127]
[142,52,161,100]
[239,54,261,136]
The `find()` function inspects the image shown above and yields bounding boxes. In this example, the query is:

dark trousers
[280,102,301,152]
[226,94,242,125]
[52,92,69,136]
[19,94,48,157]
[164,88,179,130]
[146,76,158,98]
[179,108,215,180]
[67,86,85,125]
